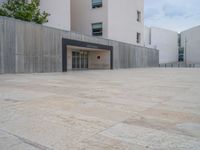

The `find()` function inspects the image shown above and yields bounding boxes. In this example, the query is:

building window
[136,32,141,44]
[137,11,141,22]
[178,34,181,47]
[178,47,184,62]
[92,23,103,36]
[92,0,102,8]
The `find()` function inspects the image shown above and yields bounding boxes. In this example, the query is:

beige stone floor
[0,68,200,150]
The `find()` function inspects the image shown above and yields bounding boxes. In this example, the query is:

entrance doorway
[62,39,113,72]
[72,50,88,70]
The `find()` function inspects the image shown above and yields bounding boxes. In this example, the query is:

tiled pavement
[0,68,200,150]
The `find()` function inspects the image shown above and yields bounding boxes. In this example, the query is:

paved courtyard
[0,68,200,150]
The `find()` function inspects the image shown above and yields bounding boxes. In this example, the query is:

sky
[144,0,200,32]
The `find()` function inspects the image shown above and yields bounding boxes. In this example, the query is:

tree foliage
[0,0,50,24]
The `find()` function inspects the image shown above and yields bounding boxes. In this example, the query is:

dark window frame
[92,22,103,36]
[137,11,141,22]
[136,32,141,44]
[178,47,184,62]
[92,0,103,8]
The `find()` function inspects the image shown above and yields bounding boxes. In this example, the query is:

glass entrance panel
[72,51,80,69]
[84,52,88,68]
[81,52,84,68]
[72,50,88,70]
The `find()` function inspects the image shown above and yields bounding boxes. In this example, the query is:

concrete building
[0,16,158,74]
[180,25,200,64]
[145,25,200,66]
[1,0,200,67]
[0,1,159,74]
[71,0,144,45]
[145,27,178,64]
[1,0,144,45]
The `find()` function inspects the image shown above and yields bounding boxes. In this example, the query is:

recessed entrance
[62,39,113,72]
[67,46,111,71]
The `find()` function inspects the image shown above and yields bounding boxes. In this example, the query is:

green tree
[0,0,50,24]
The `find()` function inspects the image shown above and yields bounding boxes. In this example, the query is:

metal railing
[159,62,200,68]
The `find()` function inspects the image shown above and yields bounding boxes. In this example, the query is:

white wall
[40,0,71,31]
[144,26,151,46]
[144,27,156,49]
[150,27,178,64]
[181,26,200,64]
[88,51,110,69]
[71,0,108,37]
[107,0,144,45]
[71,0,144,45]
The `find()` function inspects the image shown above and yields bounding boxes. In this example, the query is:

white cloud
[145,0,200,32]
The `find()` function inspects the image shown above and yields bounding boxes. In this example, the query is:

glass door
[72,51,80,69]
[72,50,88,70]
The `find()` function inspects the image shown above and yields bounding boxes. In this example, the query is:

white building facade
[71,0,144,45]
[1,0,144,45]
[145,25,200,65]
[180,26,200,64]
[145,27,178,64]
[39,0,71,31]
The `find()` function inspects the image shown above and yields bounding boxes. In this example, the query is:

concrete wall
[108,40,158,69]
[71,0,108,37]
[71,0,144,45]
[107,0,144,45]
[181,26,200,64]
[145,27,178,64]
[0,16,158,74]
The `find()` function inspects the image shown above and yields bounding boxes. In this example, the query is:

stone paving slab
[0,129,41,150]
[100,123,200,150]
[0,68,200,150]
